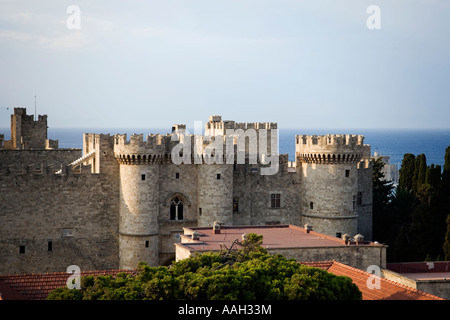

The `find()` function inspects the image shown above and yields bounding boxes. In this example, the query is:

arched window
[169,197,183,220]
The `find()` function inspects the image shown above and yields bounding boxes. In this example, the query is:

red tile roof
[178,224,382,253]
[0,269,134,300]
[300,261,445,300]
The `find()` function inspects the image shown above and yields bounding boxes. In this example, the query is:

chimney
[192,231,200,241]
[304,224,312,233]
[354,234,364,244]
[213,221,222,234]
[342,233,352,245]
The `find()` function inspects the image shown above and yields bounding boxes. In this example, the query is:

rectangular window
[353,195,356,210]
[199,208,202,216]
[336,232,342,238]
[271,193,281,208]
[233,197,239,212]
[19,245,25,254]
[48,241,53,252]
[217,174,221,180]
[141,174,146,181]
[145,240,149,248]
[357,192,362,206]
[345,170,350,177]
[310,202,314,210]
[175,172,180,179]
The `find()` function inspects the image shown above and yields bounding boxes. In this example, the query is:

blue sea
[1,127,449,168]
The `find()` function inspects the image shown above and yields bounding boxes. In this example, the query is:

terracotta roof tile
[0,269,134,300]
[299,260,445,300]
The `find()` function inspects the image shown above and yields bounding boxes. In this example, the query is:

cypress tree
[426,164,441,189]
[398,153,416,192]
[442,147,450,197]
[417,154,427,191]
[444,215,450,261]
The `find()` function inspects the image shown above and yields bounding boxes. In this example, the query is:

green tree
[443,215,450,261]
[398,153,416,192]
[412,154,427,194]
[372,157,394,243]
[47,234,362,300]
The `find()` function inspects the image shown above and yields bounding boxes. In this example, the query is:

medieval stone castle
[0,108,372,274]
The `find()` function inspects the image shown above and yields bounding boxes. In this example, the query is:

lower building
[175,224,386,272]
[383,262,450,300]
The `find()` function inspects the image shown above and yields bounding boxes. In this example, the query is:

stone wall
[232,157,302,226]
[0,149,81,169]
[0,169,120,274]
[272,245,386,271]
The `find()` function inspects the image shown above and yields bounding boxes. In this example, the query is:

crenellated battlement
[205,115,277,136]
[296,134,365,148]
[295,134,369,164]
[113,133,179,164]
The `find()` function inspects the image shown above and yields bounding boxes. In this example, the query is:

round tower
[296,134,366,238]
[114,133,167,269]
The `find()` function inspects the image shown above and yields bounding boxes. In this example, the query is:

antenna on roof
[34,95,37,121]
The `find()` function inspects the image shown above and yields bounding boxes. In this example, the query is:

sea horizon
[1,127,449,168]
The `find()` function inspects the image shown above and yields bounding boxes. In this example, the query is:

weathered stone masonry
[0,109,372,274]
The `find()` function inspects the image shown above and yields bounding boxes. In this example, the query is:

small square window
[217,174,221,180]
[336,232,342,238]
[141,174,146,181]
[175,172,180,179]
[19,245,25,254]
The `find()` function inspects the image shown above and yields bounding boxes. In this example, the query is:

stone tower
[3,107,58,150]
[113,133,170,269]
[296,134,370,238]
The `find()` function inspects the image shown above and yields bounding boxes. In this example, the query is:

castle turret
[114,133,173,269]
[296,134,370,238]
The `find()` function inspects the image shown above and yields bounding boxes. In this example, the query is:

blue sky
[1,0,449,129]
